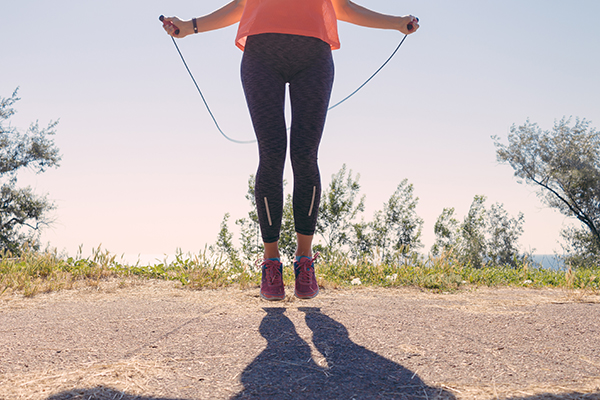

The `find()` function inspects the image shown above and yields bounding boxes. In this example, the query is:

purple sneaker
[260,258,285,301]
[294,254,319,299]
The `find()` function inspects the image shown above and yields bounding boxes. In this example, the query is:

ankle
[266,257,281,262]
[263,241,280,260]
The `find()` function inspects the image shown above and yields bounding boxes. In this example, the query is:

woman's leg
[242,41,287,299]
[296,233,314,258]
[263,241,280,259]
[284,37,333,300]
[288,38,335,246]
[241,36,288,251]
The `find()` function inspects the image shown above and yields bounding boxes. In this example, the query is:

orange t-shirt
[235,0,340,51]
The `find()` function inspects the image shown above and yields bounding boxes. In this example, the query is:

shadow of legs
[232,307,325,399]
[299,307,455,399]
[232,307,455,399]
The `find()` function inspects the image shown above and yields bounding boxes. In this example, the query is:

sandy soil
[1,280,599,400]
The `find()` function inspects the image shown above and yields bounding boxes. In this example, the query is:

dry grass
[442,378,600,399]
[1,359,177,400]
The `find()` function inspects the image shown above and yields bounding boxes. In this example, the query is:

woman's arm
[162,0,246,38]
[330,0,419,35]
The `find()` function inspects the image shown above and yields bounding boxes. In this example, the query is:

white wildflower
[386,273,398,282]
[227,272,242,281]
[351,277,362,286]
[523,279,533,284]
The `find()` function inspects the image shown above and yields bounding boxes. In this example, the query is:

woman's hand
[161,16,195,38]
[332,0,420,35]
[160,1,246,38]
[398,15,419,35]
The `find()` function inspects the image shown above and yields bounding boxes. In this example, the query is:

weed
[1,246,598,297]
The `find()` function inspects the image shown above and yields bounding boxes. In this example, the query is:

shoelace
[296,253,319,285]
[261,259,282,285]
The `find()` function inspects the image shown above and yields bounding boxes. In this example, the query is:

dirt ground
[1,280,599,400]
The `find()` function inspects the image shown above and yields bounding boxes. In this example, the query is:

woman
[162,0,419,301]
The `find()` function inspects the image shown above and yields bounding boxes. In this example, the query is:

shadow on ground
[231,306,455,399]
[45,388,185,400]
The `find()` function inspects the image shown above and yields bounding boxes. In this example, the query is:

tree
[236,175,263,262]
[460,195,487,268]
[560,226,600,269]
[350,219,373,261]
[371,179,423,264]
[431,196,525,268]
[431,207,460,256]
[0,89,61,253]
[494,118,600,264]
[214,213,240,265]
[316,164,365,252]
[485,202,525,266]
[278,193,297,263]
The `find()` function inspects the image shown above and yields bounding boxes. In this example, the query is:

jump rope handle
[159,15,180,36]
[407,16,419,32]
[161,13,414,36]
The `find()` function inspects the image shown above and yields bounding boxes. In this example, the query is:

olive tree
[0,89,61,254]
[494,118,600,267]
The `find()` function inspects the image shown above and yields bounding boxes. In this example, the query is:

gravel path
[1,281,599,399]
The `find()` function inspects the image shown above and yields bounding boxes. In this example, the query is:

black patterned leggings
[241,33,334,243]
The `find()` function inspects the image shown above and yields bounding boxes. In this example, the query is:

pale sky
[2,1,599,262]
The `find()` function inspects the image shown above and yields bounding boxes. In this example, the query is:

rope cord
[168,34,409,144]
[170,36,255,144]
[328,34,408,111]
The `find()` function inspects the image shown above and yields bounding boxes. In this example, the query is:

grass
[1,246,599,297]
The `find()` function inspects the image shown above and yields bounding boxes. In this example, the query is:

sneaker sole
[260,292,285,301]
[294,288,319,300]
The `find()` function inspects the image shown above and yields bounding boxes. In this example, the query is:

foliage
[561,226,600,269]
[370,179,423,264]
[494,117,600,267]
[0,184,55,253]
[0,88,61,253]
[3,245,599,298]
[432,196,525,268]
[486,202,525,266]
[316,164,365,252]
[431,207,460,256]
[212,213,240,266]
[209,164,550,272]
[210,167,426,268]
[314,169,425,265]
[349,220,373,261]
[460,195,488,267]
[235,175,263,262]
[277,193,297,262]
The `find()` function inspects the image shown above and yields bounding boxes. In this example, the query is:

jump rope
[159,15,417,144]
